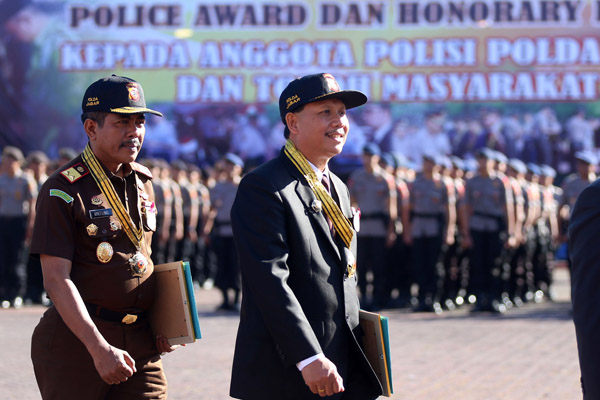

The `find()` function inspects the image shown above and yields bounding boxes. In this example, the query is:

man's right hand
[301,357,344,397]
[92,343,136,385]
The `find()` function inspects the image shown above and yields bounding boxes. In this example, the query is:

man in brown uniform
[30,75,178,399]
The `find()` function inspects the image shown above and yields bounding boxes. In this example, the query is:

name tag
[89,208,113,219]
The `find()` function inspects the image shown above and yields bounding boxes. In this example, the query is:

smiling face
[285,98,349,170]
[85,112,146,173]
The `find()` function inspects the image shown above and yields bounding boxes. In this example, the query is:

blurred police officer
[0,146,36,308]
[23,150,50,305]
[348,143,397,310]
[462,148,515,313]
[204,153,243,311]
[560,151,597,269]
[405,154,453,313]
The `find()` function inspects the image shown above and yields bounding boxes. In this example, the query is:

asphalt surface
[0,267,580,400]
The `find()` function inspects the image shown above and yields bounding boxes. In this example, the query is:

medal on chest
[96,242,114,263]
[128,251,148,277]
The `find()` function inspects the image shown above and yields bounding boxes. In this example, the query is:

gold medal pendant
[96,242,114,263]
[128,251,148,277]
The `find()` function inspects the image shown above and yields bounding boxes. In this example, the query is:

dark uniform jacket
[30,155,157,312]
[229,152,382,400]
[569,178,600,399]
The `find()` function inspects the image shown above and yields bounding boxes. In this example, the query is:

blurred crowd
[142,104,600,181]
[0,121,597,314]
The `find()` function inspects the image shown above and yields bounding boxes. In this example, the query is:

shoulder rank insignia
[130,162,153,179]
[60,163,89,183]
[49,189,73,203]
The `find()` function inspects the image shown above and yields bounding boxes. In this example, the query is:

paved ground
[0,267,580,400]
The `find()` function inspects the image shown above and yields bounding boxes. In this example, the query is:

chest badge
[91,196,103,206]
[86,223,98,236]
[96,242,114,263]
[128,251,148,277]
[311,199,322,213]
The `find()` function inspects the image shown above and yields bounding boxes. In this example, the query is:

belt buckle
[121,314,137,325]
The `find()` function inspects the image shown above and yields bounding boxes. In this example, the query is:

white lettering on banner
[176,75,244,102]
[487,37,600,66]
[364,38,476,67]
[381,72,600,101]
[198,40,355,68]
[60,41,190,70]
[252,73,374,102]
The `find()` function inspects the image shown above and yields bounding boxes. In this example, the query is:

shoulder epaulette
[60,163,89,183]
[131,162,153,179]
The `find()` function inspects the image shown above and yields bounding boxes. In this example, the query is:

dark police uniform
[30,74,168,399]
[30,155,166,399]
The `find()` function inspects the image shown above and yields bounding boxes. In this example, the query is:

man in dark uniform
[229,73,383,399]
[30,75,179,399]
[569,166,600,399]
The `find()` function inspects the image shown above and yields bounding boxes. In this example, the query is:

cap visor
[312,90,368,110]
[110,106,163,117]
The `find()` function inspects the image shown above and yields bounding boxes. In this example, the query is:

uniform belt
[473,211,502,220]
[360,213,388,220]
[84,302,147,325]
[412,212,443,219]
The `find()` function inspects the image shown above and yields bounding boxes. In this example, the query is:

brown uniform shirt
[31,154,157,312]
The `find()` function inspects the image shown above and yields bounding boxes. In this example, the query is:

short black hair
[283,104,306,139]
[81,111,108,126]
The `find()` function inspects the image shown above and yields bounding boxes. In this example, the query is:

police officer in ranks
[348,143,397,310]
[147,158,172,265]
[165,161,184,263]
[30,75,180,398]
[523,163,543,302]
[171,160,200,270]
[0,146,37,308]
[388,153,412,307]
[559,151,597,270]
[204,153,244,311]
[461,148,515,313]
[405,154,454,313]
[188,164,213,288]
[438,156,462,310]
[536,165,559,300]
[505,159,530,306]
[23,150,51,305]
[447,156,469,307]
[490,150,520,308]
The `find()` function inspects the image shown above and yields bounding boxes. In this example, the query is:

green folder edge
[182,261,202,339]
[380,316,393,394]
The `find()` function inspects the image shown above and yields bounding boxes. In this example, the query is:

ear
[285,112,299,137]
[84,119,97,141]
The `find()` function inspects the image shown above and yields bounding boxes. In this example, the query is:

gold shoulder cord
[82,144,144,249]
[284,139,354,248]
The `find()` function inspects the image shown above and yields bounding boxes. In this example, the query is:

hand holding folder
[150,261,202,346]
[359,310,393,397]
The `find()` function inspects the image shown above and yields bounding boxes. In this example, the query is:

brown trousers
[31,306,167,400]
